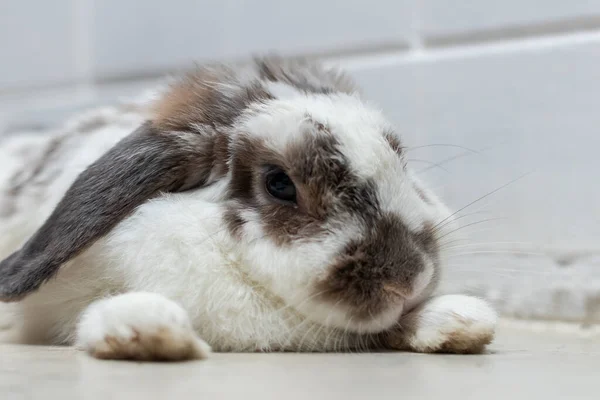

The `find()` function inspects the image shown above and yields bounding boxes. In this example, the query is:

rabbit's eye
[265,168,297,204]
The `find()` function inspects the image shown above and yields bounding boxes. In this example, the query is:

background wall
[2,0,600,326]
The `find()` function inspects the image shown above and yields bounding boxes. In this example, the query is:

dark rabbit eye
[265,168,297,204]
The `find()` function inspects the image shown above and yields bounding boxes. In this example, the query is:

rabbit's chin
[297,300,405,334]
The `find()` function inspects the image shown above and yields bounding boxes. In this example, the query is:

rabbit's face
[225,94,455,334]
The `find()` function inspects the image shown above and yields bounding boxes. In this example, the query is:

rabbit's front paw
[76,292,210,361]
[387,295,497,354]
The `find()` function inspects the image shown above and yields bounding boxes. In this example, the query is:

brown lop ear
[0,121,226,301]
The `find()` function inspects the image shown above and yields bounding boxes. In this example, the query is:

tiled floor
[1,320,598,400]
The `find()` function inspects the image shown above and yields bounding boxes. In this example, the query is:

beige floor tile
[1,321,598,400]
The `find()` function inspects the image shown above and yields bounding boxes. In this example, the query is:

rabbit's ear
[0,121,227,301]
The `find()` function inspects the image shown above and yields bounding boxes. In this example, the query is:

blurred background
[1,0,599,327]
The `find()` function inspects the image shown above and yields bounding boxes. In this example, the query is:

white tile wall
[216,0,413,56]
[2,0,600,324]
[92,0,231,78]
[421,1,600,44]
[0,1,78,90]
[92,0,413,79]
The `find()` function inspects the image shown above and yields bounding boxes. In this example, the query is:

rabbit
[0,55,497,361]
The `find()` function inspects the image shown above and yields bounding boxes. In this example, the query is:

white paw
[406,295,498,354]
[76,292,211,361]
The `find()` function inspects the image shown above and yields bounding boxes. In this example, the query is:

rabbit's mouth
[293,293,407,334]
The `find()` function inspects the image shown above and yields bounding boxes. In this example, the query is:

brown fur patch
[284,123,380,220]
[223,207,244,240]
[227,133,328,246]
[225,118,383,246]
[316,214,435,320]
[152,69,214,131]
[258,204,326,246]
[152,67,272,132]
[91,327,206,361]
[228,134,285,204]
[173,126,231,188]
[435,329,494,354]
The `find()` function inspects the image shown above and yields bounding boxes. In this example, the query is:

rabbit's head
[223,94,455,333]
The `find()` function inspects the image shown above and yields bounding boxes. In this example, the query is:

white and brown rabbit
[0,56,497,361]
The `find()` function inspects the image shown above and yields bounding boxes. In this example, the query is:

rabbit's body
[0,57,497,359]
